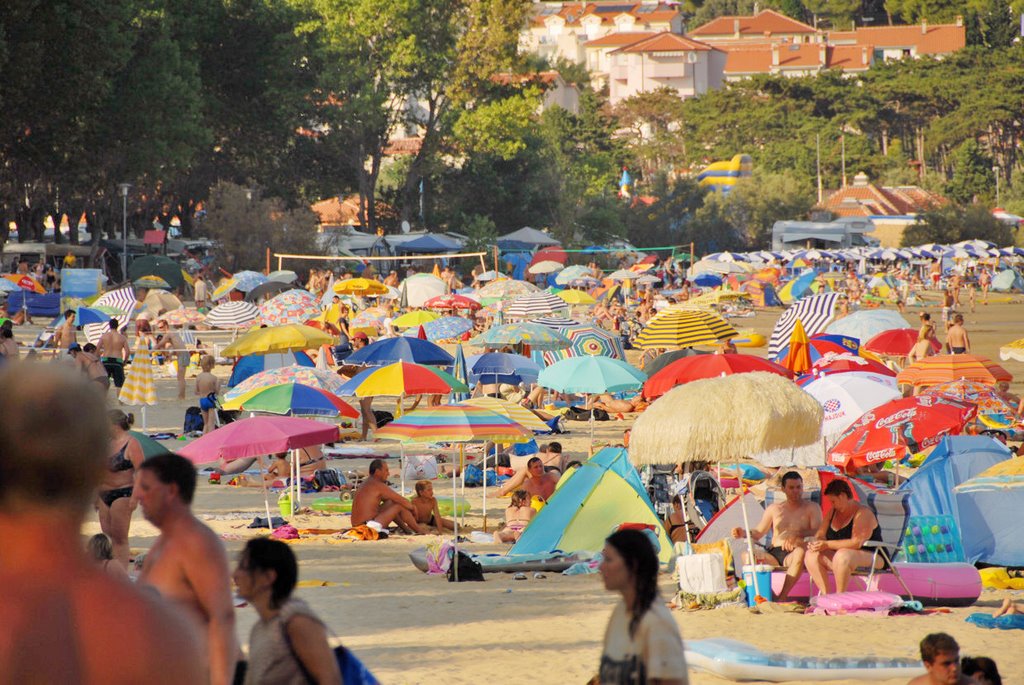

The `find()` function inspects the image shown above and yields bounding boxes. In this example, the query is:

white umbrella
[527,260,563,275]
[802,373,902,444]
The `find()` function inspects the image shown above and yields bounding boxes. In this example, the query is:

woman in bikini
[494,490,534,543]
[97,410,145,569]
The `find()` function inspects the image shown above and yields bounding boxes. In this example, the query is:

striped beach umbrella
[530,316,581,328]
[768,292,843,359]
[897,354,1013,388]
[350,361,469,397]
[541,324,626,365]
[635,309,737,350]
[504,292,568,319]
[230,383,359,418]
[119,347,158,407]
[461,396,549,432]
[259,289,321,326]
[224,365,346,407]
[376,405,532,443]
[476,279,539,300]
[205,301,261,329]
[472,322,571,351]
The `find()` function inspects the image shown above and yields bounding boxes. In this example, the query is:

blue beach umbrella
[345,336,454,367]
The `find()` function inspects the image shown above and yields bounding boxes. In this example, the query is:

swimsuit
[765,545,789,565]
[102,357,125,387]
[99,485,133,507]
[109,442,134,472]
[950,346,966,354]
[826,509,887,568]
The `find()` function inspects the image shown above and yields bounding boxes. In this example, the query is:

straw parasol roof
[629,372,822,465]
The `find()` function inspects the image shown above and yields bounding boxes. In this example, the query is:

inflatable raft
[770,562,981,607]
[685,638,924,682]
[311,496,471,517]
[409,547,587,574]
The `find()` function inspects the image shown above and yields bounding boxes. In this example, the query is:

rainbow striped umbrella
[259,289,321,326]
[223,365,346,408]
[231,382,359,419]
[375,404,532,444]
[351,361,470,397]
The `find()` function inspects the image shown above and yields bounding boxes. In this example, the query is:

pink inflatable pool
[771,563,981,607]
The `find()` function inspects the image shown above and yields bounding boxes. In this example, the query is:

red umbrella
[828,396,976,470]
[423,293,481,311]
[864,328,941,357]
[643,353,792,399]
[529,246,567,266]
[3,274,46,294]
[177,415,339,463]
[811,353,897,378]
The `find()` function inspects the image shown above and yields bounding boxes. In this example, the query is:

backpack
[183,406,204,433]
[313,468,347,491]
[373,410,394,427]
[447,550,485,582]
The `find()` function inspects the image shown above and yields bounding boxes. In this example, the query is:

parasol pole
[141,405,147,432]
[738,485,757,571]
[400,443,406,496]
[452,443,462,581]
[290,449,298,516]
[256,455,275,529]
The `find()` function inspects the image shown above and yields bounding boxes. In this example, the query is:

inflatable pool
[770,562,981,607]
[732,332,766,348]
[409,547,587,574]
[685,638,924,682]
[312,496,471,516]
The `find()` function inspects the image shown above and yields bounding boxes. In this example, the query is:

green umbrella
[130,431,174,459]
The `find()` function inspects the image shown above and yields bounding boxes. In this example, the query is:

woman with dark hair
[598,529,688,685]
[97,409,144,568]
[961,656,1001,685]
[804,478,885,596]
[234,538,341,685]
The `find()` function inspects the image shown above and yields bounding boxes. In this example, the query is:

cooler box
[742,564,773,606]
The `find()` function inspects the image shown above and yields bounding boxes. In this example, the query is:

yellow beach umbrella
[556,289,596,305]
[333,277,388,296]
[1000,337,1024,363]
[211,278,237,301]
[462,396,549,432]
[391,310,440,328]
[221,324,333,357]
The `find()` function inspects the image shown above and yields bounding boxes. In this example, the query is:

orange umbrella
[782,318,812,375]
[897,354,1012,388]
[3,274,46,294]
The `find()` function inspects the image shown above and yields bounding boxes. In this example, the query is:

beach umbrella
[461,396,549,432]
[472,322,572,351]
[803,374,902,443]
[421,315,473,342]
[467,352,541,384]
[998,338,1024,363]
[128,256,185,290]
[775,335,861,367]
[179,415,338,463]
[210,278,238,301]
[776,269,818,303]
[781,318,812,375]
[556,289,595,305]
[767,292,843,359]
[642,353,792,400]
[259,289,322,327]
[476,279,538,300]
[555,265,592,285]
[634,310,737,350]
[0,279,20,293]
[231,382,359,419]
[693,273,723,288]
[528,260,563,275]
[351,361,469,397]
[141,290,183,317]
[529,315,581,328]
[504,292,568,319]
[129,431,173,459]
[540,324,626,365]
[629,372,823,465]
[825,309,909,343]
[220,324,334,357]
[451,343,470,403]
[475,270,506,282]
[334,277,388,296]
[227,351,315,388]
[119,345,158,429]
[606,269,637,282]
[807,353,897,379]
[392,310,442,329]
[922,379,1022,437]
[423,293,481,312]
[267,269,298,284]
[828,396,976,470]
[232,270,269,293]
[641,348,710,376]
[897,354,1012,388]
[224,365,345,406]
[75,306,113,326]
[864,328,941,357]
[692,259,750,275]
[205,301,261,329]
[244,280,292,302]
[346,335,453,367]
[133,275,171,290]
[401,273,447,307]
[156,307,206,327]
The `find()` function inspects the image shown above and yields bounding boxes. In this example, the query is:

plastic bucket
[742,564,774,606]
[278,493,291,518]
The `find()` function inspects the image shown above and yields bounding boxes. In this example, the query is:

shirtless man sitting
[0,364,203,683]
[411,480,454,533]
[731,471,821,601]
[137,454,239,685]
[350,459,424,534]
[497,457,558,505]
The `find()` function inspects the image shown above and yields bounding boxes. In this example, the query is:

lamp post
[992,166,1000,207]
[118,183,131,282]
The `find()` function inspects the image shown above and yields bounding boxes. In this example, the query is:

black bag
[564,406,611,422]
[183,406,204,433]
[313,468,346,490]
[447,550,485,582]
[373,410,394,427]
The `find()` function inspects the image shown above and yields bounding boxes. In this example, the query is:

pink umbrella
[178,415,339,462]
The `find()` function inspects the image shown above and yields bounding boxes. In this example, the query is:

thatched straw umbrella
[629,372,822,466]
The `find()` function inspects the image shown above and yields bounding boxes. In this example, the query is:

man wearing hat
[69,342,110,389]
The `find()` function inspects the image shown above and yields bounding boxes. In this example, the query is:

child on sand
[494,490,534,543]
[411,480,454,534]
[194,355,220,434]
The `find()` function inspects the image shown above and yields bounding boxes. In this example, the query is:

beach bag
[676,553,728,594]
[564,406,610,422]
[462,464,495,487]
[447,550,484,582]
[373,410,394,427]
[403,455,438,481]
[281,623,380,685]
[183,406,204,433]
[313,468,347,491]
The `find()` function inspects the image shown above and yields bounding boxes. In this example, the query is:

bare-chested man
[97,318,131,392]
[136,453,239,685]
[53,309,77,348]
[156,320,188,399]
[731,471,821,601]
[498,456,559,503]
[70,342,111,390]
[0,363,203,684]
[946,314,970,354]
[351,459,425,534]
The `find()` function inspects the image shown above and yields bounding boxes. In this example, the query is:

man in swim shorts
[946,314,970,355]
[97,318,131,390]
[351,459,424,534]
[732,471,821,602]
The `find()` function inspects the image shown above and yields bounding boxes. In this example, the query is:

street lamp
[992,166,1000,207]
[118,183,131,282]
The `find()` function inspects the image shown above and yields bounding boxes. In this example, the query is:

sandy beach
[15,294,1022,684]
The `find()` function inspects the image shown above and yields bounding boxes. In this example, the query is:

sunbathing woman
[494,490,534,543]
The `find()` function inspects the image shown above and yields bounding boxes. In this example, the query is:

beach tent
[776,269,817,304]
[228,351,314,387]
[395,233,463,254]
[497,227,560,252]
[991,269,1024,292]
[741,281,781,308]
[509,447,673,563]
[900,436,1013,564]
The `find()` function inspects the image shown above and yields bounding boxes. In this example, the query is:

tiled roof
[611,31,716,53]
[827,44,871,70]
[584,31,655,47]
[532,2,681,27]
[722,43,870,74]
[690,9,816,37]
[849,23,965,54]
[824,183,946,217]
